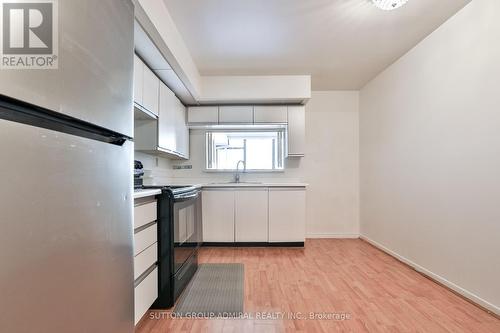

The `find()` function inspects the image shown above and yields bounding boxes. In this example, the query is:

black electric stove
[142,185,202,308]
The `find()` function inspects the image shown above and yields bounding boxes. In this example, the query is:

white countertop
[201,182,307,188]
[133,188,162,199]
[134,183,307,197]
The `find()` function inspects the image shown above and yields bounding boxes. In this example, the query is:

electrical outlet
[173,165,192,170]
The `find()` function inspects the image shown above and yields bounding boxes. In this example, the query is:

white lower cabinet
[133,196,158,325]
[268,188,306,242]
[134,200,157,229]
[202,189,235,242]
[202,187,306,244]
[235,189,268,242]
[134,267,158,325]
[134,223,157,256]
[134,243,158,280]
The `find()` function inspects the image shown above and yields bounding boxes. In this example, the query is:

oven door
[172,190,201,275]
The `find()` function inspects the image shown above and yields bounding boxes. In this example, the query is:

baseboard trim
[306,233,359,239]
[360,235,500,316]
[202,242,304,248]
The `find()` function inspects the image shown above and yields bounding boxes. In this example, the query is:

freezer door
[0,0,135,137]
[0,119,134,333]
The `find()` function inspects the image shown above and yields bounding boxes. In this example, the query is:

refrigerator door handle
[0,94,132,145]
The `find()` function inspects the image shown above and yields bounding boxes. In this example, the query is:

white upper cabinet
[185,103,305,158]
[133,54,144,106]
[142,64,160,117]
[134,53,159,117]
[157,83,189,159]
[158,82,177,153]
[135,77,189,160]
[175,97,189,159]
[219,106,254,124]
[187,106,219,124]
[254,106,287,123]
[287,106,305,157]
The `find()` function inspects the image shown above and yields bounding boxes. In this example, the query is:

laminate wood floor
[136,239,499,333]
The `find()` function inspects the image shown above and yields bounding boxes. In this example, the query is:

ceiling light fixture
[371,0,409,11]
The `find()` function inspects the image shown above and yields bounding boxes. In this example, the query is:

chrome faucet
[234,160,246,183]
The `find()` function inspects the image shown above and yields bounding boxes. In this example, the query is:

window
[206,130,285,171]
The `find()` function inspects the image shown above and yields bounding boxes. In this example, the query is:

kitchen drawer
[134,267,158,325]
[134,223,157,256]
[134,243,157,280]
[134,200,157,229]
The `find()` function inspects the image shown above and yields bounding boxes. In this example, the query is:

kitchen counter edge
[201,183,308,188]
[133,189,162,199]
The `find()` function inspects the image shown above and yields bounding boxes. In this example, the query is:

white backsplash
[135,129,304,186]
[134,151,175,185]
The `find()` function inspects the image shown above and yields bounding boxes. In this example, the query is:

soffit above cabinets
[198,75,311,105]
[134,21,171,71]
[134,1,311,106]
[134,20,197,105]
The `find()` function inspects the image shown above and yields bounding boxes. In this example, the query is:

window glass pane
[206,130,284,171]
[216,146,244,170]
[246,137,274,169]
[212,133,244,169]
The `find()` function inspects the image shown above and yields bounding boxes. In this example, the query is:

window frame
[204,129,286,173]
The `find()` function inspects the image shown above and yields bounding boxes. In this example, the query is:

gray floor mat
[173,263,244,317]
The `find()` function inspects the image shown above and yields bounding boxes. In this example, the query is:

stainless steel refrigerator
[0,1,135,332]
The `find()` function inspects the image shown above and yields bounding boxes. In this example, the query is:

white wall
[304,91,359,238]
[360,0,500,314]
[136,91,359,238]
[141,131,303,186]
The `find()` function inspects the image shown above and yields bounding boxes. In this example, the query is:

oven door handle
[174,192,199,202]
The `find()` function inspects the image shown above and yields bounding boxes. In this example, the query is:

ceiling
[163,0,471,90]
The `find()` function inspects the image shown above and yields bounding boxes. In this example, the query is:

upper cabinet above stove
[134,54,159,118]
[134,54,189,160]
